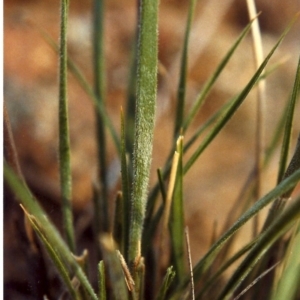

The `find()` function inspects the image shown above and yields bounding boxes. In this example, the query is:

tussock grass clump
[4,0,300,299]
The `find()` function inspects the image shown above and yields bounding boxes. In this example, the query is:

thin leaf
[277,54,300,183]
[98,261,106,300]
[58,0,75,252]
[4,164,98,299]
[170,137,185,283]
[217,194,300,300]
[182,17,255,132]
[21,206,80,300]
[120,108,131,258]
[196,239,257,299]
[174,0,197,137]
[184,22,293,174]
[93,0,109,232]
[156,266,176,300]
[170,167,300,295]
[272,222,300,300]
[100,235,129,300]
[33,22,121,155]
[263,134,300,229]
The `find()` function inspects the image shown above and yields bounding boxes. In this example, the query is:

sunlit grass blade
[128,0,159,267]
[216,194,300,300]
[4,164,98,299]
[272,222,300,300]
[156,266,176,300]
[98,260,106,300]
[277,54,300,183]
[170,136,185,283]
[183,23,293,174]
[182,17,255,132]
[100,235,129,300]
[93,0,109,232]
[174,0,197,137]
[58,0,75,252]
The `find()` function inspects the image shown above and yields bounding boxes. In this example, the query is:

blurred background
[4,0,300,298]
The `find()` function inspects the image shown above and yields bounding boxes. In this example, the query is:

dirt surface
[4,0,300,299]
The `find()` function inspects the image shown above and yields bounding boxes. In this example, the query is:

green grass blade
[4,164,98,299]
[22,207,80,300]
[171,168,300,294]
[170,137,185,283]
[183,23,292,174]
[113,192,123,249]
[184,97,234,153]
[34,23,121,156]
[182,18,254,132]
[196,239,257,299]
[263,135,300,230]
[100,236,129,300]
[98,260,106,300]
[277,54,300,183]
[58,0,75,252]
[272,223,300,300]
[120,108,131,258]
[125,30,138,160]
[217,194,300,300]
[174,0,197,137]
[93,0,109,232]
[156,266,176,300]
[128,0,159,267]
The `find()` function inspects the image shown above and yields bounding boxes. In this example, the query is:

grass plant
[4,0,300,299]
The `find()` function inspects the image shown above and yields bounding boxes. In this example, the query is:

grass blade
[128,0,159,267]
[4,164,98,299]
[58,0,75,252]
[98,261,106,300]
[217,194,300,300]
[170,137,185,283]
[93,0,109,232]
[277,54,300,183]
[33,22,121,155]
[183,22,293,174]
[100,235,129,300]
[21,206,80,300]
[174,0,197,137]
[120,108,131,258]
[272,222,300,300]
[156,266,176,300]
[263,135,300,229]
[182,17,255,132]
[170,167,300,295]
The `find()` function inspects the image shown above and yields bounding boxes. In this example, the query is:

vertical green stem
[129,0,159,267]
[93,0,109,232]
[59,0,75,252]
[174,0,197,138]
